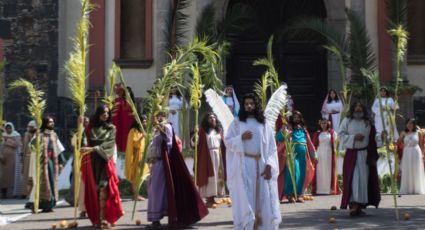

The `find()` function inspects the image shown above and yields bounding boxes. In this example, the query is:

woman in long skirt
[398,118,425,194]
[312,119,339,195]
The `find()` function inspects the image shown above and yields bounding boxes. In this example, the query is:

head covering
[3,122,21,137]
[223,86,240,116]
[321,91,342,119]
[28,120,36,128]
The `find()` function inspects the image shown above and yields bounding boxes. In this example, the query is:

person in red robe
[196,112,226,207]
[312,118,340,195]
[81,105,123,228]
[112,83,135,153]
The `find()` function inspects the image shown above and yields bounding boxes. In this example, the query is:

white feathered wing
[204,89,234,135]
[264,84,288,131]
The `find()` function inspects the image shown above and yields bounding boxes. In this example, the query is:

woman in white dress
[312,119,339,195]
[321,89,343,133]
[372,87,399,141]
[398,118,425,195]
[168,88,183,137]
[222,86,240,116]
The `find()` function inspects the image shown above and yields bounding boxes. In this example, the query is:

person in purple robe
[146,111,208,229]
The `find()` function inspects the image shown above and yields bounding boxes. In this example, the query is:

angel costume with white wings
[205,86,286,230]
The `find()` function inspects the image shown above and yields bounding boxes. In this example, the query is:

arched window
[114,0,153,68]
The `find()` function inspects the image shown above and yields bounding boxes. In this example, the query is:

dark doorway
[226,0,327,130]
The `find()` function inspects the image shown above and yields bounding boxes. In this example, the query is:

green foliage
[9,79,45,214]
[63,0,95,220]
[386,0,408,29]
[103,63,119,110]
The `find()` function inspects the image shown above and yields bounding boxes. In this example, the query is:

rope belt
[244,153,262,229]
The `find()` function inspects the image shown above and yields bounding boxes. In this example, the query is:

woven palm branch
[362,68,399,220]
[102,63,119,110]
[64,0,95,221]
[9,79,46,214]
[254,73,270,109]
[190,64,203,183]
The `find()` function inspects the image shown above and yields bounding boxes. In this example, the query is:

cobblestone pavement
[2,194,425,229]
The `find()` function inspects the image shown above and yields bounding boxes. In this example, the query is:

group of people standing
[3,82,425,229]
[0,116,65,213]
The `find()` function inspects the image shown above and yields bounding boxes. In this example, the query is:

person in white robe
[168,88,184,137]
[339,102,382,217]
[398,118,425,194]
[224,93,281,230]
[321,89,344,133]
[371,87,399,141]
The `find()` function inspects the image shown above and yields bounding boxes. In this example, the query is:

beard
[353,111,364,120]
[246,110,255,116]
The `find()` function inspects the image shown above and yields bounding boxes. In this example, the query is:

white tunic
[339,118,379,204]
[225,118,281,230]
[399,131,425,194]
[372,97,399,140]
[322,100,343,133]
[168,95,183,137]
[315,131,336,194]
[199,129,225,197]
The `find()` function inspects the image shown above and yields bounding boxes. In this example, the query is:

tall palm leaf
[102,63,119,110]
[362,69,399,220]
[63,0,95,221]
[9,79,46,214]
[346,8,376,104]
[190,64,203,183]
[131,37,221,219]
[386,0,408,29]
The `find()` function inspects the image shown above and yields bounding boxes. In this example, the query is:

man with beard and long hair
[339,101,381,217]
[80,105,123,228]
[146,111,208,229]
[276,110,316,203]
[196,112,226,208]
[224,93,281,230]
[30,116,64,212]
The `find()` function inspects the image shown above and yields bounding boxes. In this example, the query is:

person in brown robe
[196,112,226,207]
[22,120,37,198]
[0,122,22,198]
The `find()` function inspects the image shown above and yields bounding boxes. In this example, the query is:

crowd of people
[1,83,425,229]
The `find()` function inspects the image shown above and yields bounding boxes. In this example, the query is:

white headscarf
[3,122,21,137]
[224,86,240,116]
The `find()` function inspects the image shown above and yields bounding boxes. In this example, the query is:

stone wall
[0,0,59,133]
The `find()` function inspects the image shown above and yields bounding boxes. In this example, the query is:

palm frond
[388,25,409,62]
[102,63,119,110]
[346,8,376,74]
[175,0,192,46]
[9,79,46,214]
[254,73,270,109]
[216,2,254,44]
[362,68,400,220]
[190,64,203,110]
[386,0,408,28]
[284,17,348,59]
[195,3,217,40]
[64,0,95,221]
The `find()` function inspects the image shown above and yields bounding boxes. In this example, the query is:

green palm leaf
[64,0,95,221]
[9,79,46,214]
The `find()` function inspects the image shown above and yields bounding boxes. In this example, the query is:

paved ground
[1,194,425,229]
